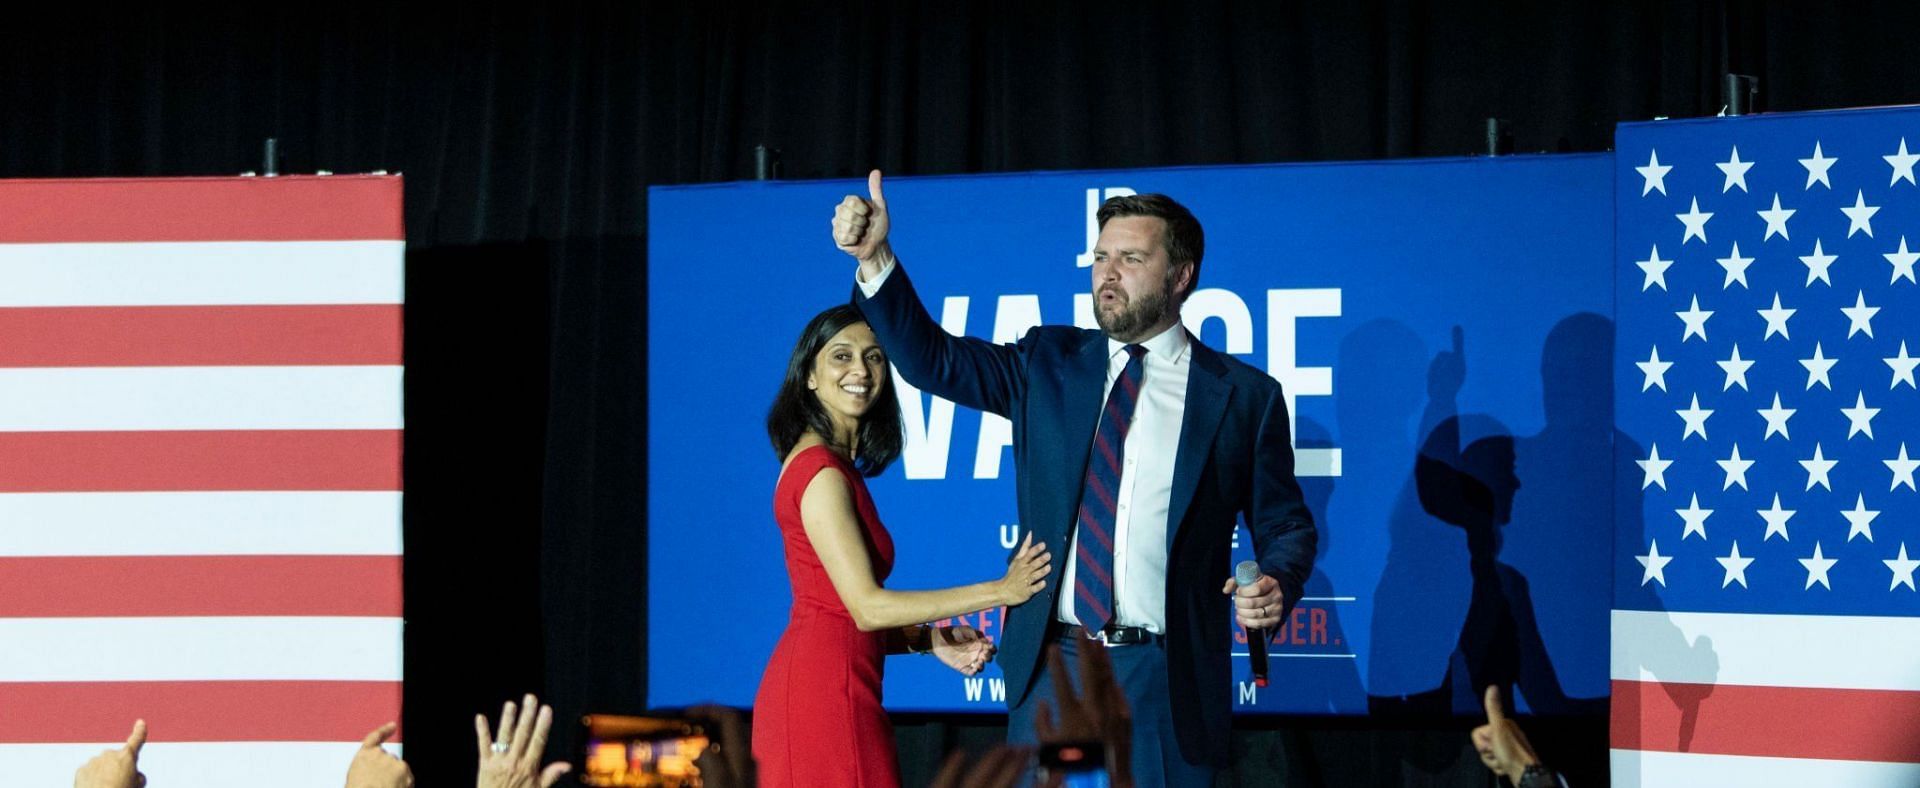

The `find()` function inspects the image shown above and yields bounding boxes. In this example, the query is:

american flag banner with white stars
[1614,107,1920,786]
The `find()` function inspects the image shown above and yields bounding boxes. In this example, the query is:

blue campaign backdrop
[649,155,1614,715]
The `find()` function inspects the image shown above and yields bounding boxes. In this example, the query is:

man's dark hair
[1097,193,1206,302]
[765,304,903,476]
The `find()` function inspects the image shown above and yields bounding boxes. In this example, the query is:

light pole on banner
[1484,118,1511,157]
[753,144,782,180]
[1722,74,1759,117]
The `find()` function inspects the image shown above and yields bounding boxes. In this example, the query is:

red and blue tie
[1073,344,1147,632]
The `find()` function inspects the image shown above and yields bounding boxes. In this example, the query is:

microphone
[1235,561,1270,688]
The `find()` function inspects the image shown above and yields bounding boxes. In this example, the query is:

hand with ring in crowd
[474,693,573,788]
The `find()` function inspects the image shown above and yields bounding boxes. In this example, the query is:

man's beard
[1095,285,1173,342]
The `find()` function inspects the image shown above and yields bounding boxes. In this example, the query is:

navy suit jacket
[854,266,1317,765]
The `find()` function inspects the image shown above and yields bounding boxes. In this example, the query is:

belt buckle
[1084,626,1126,648]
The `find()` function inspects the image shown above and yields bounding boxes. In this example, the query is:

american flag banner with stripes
[1614,108,1920,785]
[0,177,404,786]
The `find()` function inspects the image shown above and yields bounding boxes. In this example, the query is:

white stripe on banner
[1611,609,1920,691]
[0,492,402,556]
[0,241,404,306]
[1610,749,1920,787]
[0,742,398,788]
[0,618,403,682]
[0,366,403,431]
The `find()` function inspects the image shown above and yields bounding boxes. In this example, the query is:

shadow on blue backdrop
[1369,316,1614,720]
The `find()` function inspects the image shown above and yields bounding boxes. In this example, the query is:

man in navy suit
[835,171,1316,786]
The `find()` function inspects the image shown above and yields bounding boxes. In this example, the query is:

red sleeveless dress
[752,445,899,788]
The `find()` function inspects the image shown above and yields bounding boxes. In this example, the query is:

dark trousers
[1007,629,1218,788]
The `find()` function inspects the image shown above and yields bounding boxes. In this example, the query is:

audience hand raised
[475,693,573,788]
[929,745,1032,788]
[73,720,146,788]
[345,722,413,788]
[1034,643,1134,788]
[1472,686,1545,785]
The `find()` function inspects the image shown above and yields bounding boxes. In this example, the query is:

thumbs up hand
[346,722,414,788]
[832,169,896,280]
[73,720,148,788]
[1470,686,1543,784]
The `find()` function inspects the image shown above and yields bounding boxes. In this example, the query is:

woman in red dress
[754,305,1051,788]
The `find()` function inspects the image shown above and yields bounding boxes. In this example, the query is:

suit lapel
[1167,335,1231,549]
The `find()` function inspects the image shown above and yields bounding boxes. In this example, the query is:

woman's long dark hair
[766,304,903,477]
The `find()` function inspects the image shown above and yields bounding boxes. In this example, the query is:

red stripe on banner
[0,177,403,242]
[0,556,400,617]
[0,681,402,743]
[0,305,402,367]
[0,430,401,492]
[1611,679,1920,763]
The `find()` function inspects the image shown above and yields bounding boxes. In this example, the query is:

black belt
[1059,623,1162,647]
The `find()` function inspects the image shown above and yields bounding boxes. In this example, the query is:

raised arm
[835,169,1031,417]
[798,465,1049,631]
[1414,327,1472,522]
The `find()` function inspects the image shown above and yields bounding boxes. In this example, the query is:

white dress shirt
[857,261,1190,632]
[1054,325,1188,633]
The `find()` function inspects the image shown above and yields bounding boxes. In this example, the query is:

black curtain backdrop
[7,2,1920,785]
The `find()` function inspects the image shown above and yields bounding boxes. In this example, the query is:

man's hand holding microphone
[1223,561,1284,687]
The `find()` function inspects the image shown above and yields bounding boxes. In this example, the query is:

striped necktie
[1073,344,1147,633]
